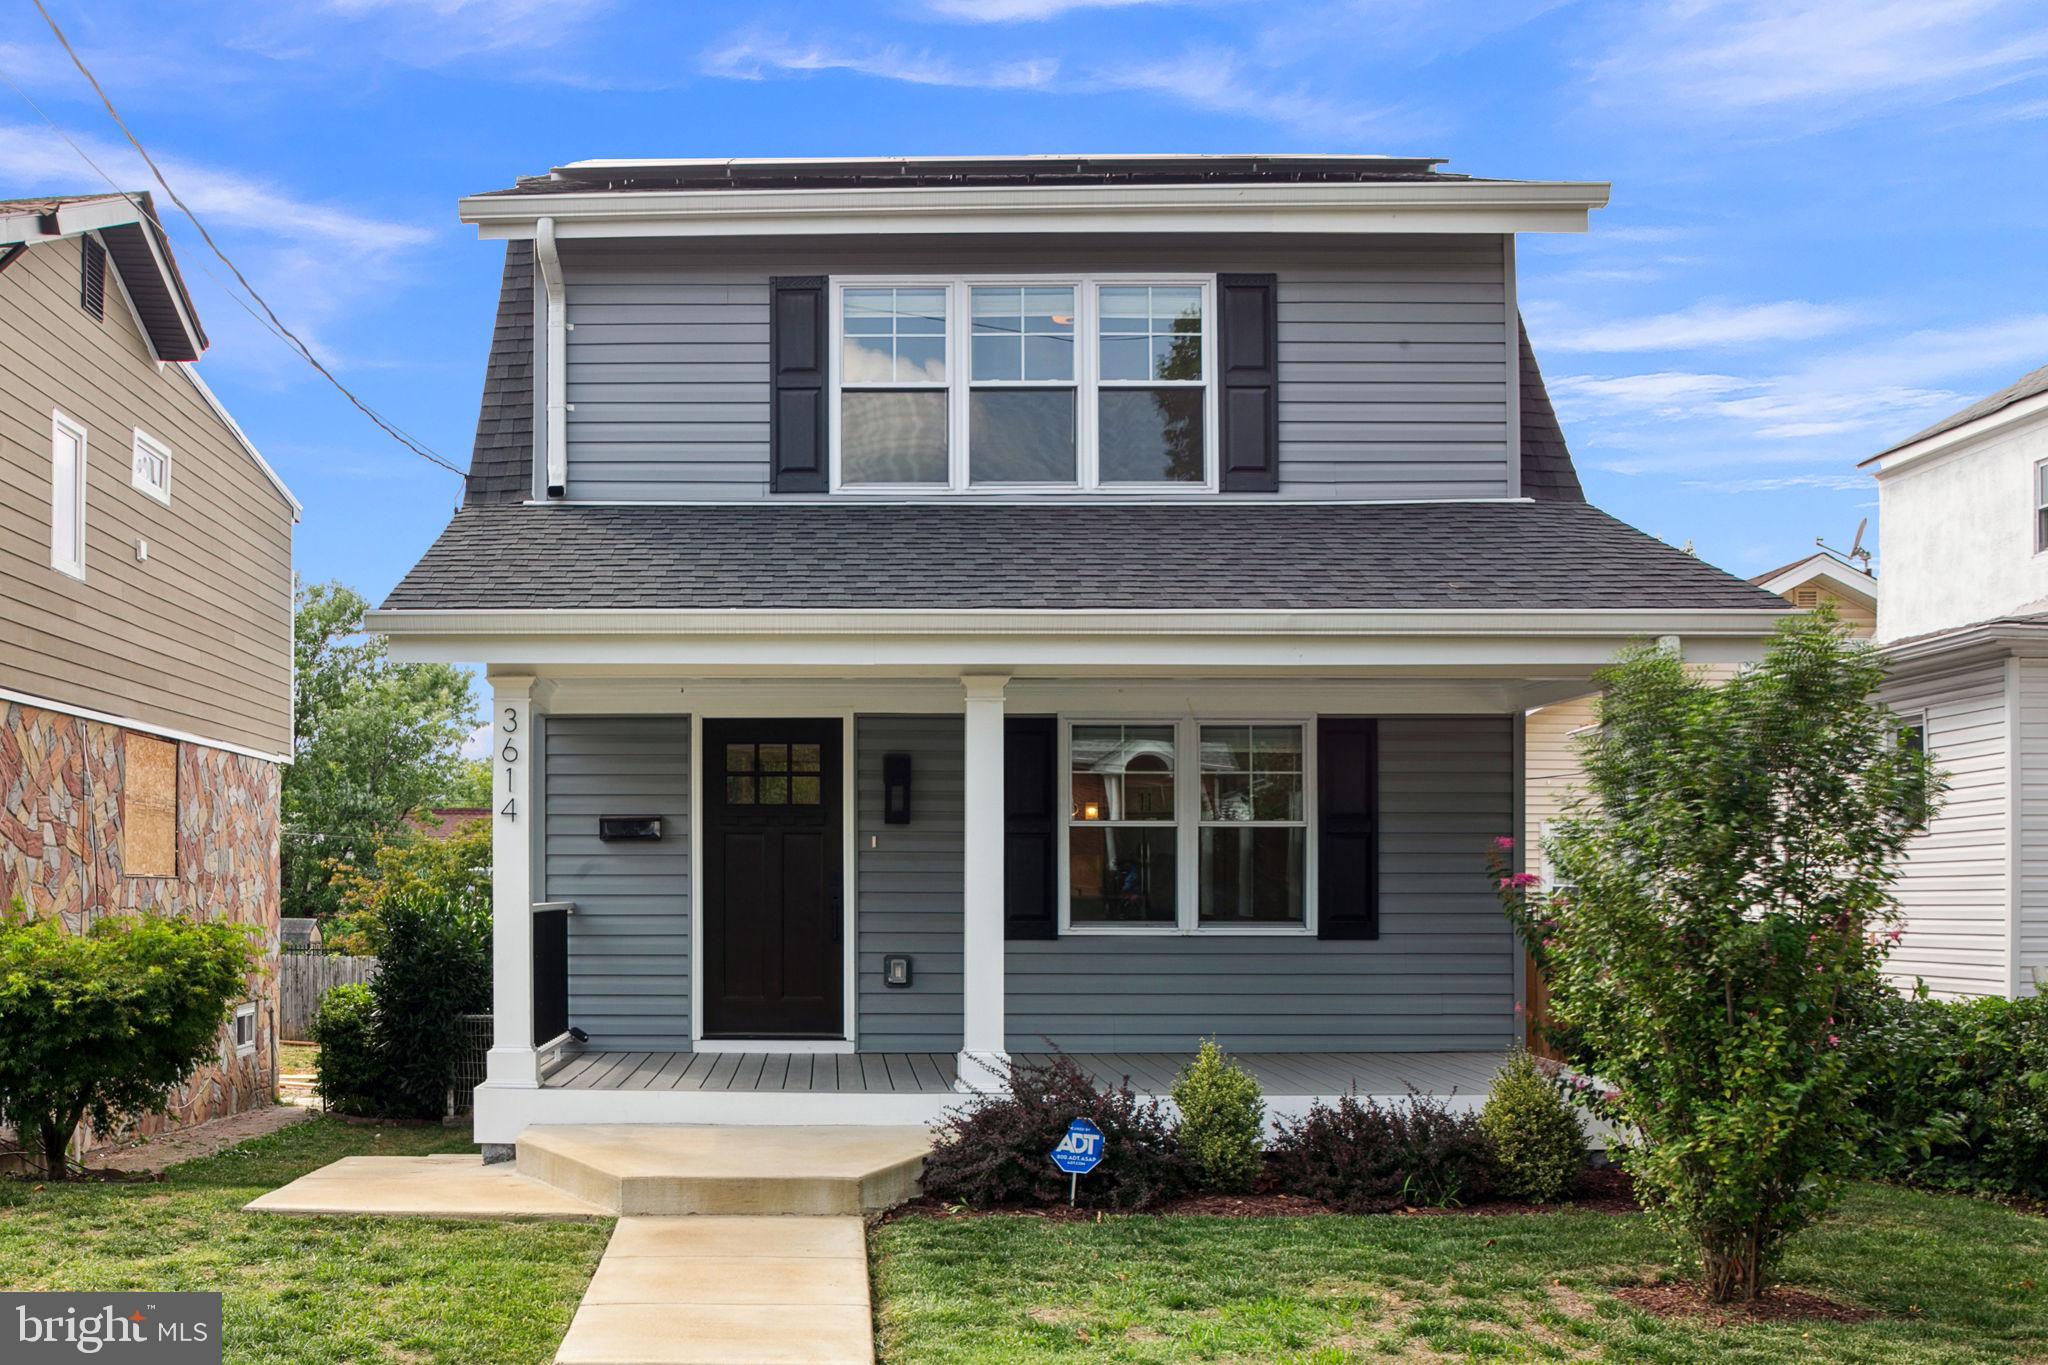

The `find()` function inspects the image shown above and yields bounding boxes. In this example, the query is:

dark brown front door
[702,719,844,1038]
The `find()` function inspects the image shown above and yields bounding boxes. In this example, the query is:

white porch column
[958,673,1011,1092]
[486,674,543,1087]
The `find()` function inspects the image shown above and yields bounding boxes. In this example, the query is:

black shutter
[1318,718,1379,940]
[1003,716,1058,940]
[1217,272,1278,492]
[79,234,107,322]
[769,275,828,492]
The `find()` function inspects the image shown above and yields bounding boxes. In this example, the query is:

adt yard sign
[1052,1117,1104,1203]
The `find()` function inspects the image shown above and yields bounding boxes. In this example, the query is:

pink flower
[1491,836,1516,852]
[1513,1001,1525,1014]
[1507,872,1541,889]
[1827,1035,1840,1047]
[1887,928,1904,944]
[1542,937,1557,950]
[1603,1089,1621,1104]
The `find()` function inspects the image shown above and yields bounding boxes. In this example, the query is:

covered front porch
[369,602,1779,1145]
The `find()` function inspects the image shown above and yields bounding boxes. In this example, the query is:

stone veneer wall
[0,699,281,1151]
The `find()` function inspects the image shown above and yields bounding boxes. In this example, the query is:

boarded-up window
[123,734,177,878]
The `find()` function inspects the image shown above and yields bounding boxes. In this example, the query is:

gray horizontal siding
[555,236,1509,502]
[856,716,966,1051]
[1005,716,1517,1052]
[544,716,693,1049]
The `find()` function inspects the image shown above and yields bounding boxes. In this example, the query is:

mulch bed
[884,1168,1639,1223]
[1614,1283,1876,1324]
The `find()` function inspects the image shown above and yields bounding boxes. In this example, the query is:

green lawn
[872,1184,2048,1362]
[277,1041,318,1075]
[0,1117,610,1365]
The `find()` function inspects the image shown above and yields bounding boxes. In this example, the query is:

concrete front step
[515,1123,932,1216]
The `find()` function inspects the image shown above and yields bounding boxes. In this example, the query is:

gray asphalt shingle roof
[1876,360,2048,457]
[381,500,1783,613]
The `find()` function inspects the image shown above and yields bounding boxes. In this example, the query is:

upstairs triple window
[832,277,1214,492]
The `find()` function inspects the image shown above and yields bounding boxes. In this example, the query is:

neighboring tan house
[1864,362,2048,1000]
[0,193,300,1146]
[369,154,1789,1146]
[1525,550,1879,875]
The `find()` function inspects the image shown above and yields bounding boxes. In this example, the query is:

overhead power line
[23,0,466,481]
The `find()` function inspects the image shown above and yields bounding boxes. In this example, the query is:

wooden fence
[280,950,379,1040]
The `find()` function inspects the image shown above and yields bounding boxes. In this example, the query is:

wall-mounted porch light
[883,955,913,988]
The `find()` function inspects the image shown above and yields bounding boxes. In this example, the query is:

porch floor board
[541,1049,1507,1098]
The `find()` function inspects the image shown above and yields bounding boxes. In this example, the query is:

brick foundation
[0,700,281,1152]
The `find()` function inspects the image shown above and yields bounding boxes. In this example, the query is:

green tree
[0,902,259,1178]
[1495,610,1939,1301]
[284,581,478,920]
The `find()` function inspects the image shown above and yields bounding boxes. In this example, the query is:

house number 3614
[500,706,520,821]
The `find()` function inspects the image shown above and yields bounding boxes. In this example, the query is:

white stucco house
[1866,361,2048,999]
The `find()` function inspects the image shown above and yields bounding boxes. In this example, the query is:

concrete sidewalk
[555,1216,873,1365]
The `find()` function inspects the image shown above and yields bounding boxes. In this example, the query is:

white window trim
[2033,457,2048,556]
[130,427,172,505]
[50,409,87,580]
[232,1001,258,1057]
[828,273,1219,495]
[1896,709,1929,757]
[1058,714,1317,937]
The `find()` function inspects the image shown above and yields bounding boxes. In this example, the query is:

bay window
[1064,718,1311,934]
[832,276,1214,491]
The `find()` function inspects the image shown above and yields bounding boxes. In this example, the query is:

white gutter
[459,180,1610,241]
[534,216,568,499]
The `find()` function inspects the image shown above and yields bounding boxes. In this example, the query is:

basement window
[232,1002,258,1057]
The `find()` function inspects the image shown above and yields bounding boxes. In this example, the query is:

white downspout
[534,217,568,499]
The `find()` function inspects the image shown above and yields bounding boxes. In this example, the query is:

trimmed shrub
[1857,988,2048,1196]
[1172,1039,1265,1192]
[367,890,491,1119]
[1479,1050,1588,1203]
[920,1052,1192,1210]
[1269,1092,1495,1212]
[0,900,258,1178]
[309,982,383,1115]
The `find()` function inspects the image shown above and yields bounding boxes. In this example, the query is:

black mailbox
[598,816,663,842]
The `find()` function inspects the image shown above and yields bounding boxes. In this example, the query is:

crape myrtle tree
[1494,609,1939,1302]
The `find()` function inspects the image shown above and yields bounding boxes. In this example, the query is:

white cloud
[1682,474,1872,494]
[0,123,431,249]
[923,0,1171,20]
[702,33,1411,139]
[460,721,493,761]
[704,34,1057,89]
[297,0,613,60]
[1551,371,1749,408]
[1592,0,2048,119]
[1544,300,1857,353]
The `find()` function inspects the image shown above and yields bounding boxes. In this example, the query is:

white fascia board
[1881,622,2048,669]
[1864,389,2048,476]
[458,180,1611,241]
[179,367,303,519]
[368,606,1785,670]
[0,195,143,245]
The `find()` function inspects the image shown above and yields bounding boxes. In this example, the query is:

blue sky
[6,0,2048,602]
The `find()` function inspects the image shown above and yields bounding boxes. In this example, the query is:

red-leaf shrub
[919,1052,1193,1209]
[1269,1091,1496,1212]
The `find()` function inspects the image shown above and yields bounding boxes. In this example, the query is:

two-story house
[0,193,299,1147]
[1864,361,2048,1000]
[370,155,1789,1147]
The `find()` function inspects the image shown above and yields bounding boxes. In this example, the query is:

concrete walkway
[248,1125,926,1361]
[556,1216,873,1365]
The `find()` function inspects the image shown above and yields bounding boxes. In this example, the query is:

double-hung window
[2034,458,2048,555]
[1064,719,1312,934]
[832,276,1214,491]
